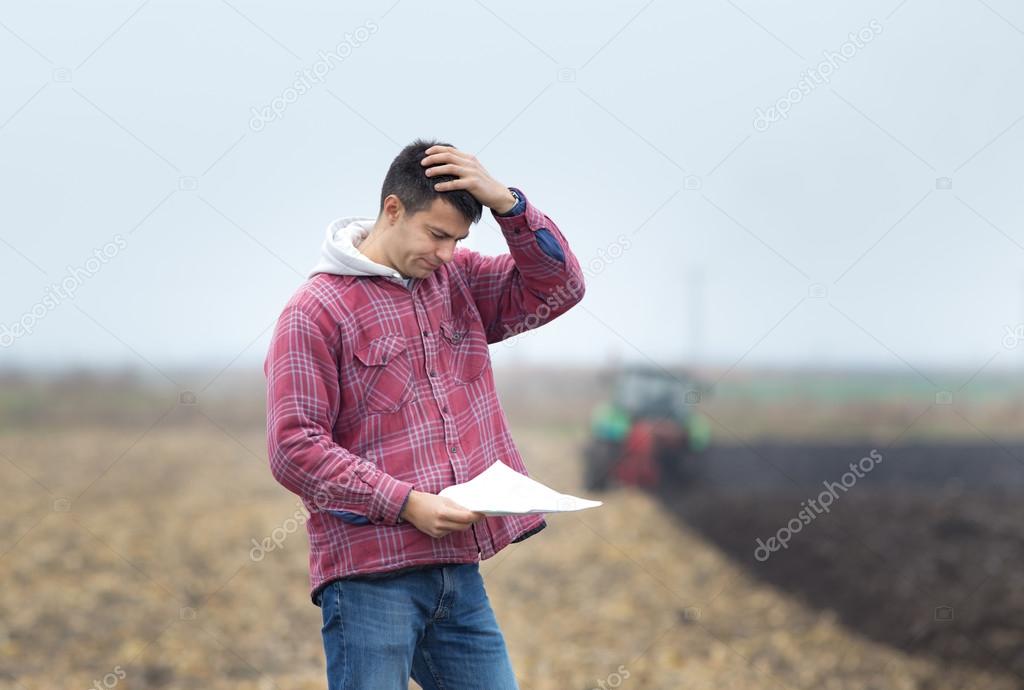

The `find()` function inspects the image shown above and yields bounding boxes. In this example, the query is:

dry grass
[2,390,1022,689]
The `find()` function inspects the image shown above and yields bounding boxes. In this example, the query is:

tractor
[583,365,711,491]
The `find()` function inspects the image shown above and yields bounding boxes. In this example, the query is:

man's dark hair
[378,138,483,225]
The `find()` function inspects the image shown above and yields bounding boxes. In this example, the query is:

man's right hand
[400,489,485,538]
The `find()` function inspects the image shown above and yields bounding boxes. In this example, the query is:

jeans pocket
[318,579,341,618]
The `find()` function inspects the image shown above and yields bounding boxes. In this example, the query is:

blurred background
[2,1,1023,688]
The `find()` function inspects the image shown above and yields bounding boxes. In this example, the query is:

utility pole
[687,266,705,369]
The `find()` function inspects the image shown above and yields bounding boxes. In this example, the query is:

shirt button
[441,404,449,413]
[422,330,429,336]
[429,369,437,377]
[450,445,457,453]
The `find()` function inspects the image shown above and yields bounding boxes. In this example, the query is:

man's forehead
[419,200,470,239]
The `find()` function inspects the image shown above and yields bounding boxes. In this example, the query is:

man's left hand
[421,145,517,214]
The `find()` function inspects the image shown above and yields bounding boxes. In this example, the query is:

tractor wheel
[583,439,619,492]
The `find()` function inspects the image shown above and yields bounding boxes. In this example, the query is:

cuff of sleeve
[366,473,415,526]
[493,186,526,218]
[493,189,547,236]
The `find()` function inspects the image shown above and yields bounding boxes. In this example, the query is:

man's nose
[436,243,455,263]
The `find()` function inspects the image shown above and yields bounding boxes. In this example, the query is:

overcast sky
[2,0,1023,379]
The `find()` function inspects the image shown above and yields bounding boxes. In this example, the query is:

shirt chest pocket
[352,333,415,413]
[439,314,489,384]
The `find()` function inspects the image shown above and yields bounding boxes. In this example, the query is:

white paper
[438,460,603,516]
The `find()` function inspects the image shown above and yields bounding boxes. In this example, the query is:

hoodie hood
[309,216,409,284]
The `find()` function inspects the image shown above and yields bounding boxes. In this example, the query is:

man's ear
[382,194,404,225]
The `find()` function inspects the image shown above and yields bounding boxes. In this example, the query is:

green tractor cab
[584,366,711,491]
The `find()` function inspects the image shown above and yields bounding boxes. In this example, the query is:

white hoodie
[309,216,413,287]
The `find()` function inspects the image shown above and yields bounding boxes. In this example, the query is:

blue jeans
[316,563,520,690]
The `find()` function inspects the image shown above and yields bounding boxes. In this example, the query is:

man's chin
[416,260,440,275]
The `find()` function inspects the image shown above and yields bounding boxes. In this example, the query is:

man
[264,138,585,689]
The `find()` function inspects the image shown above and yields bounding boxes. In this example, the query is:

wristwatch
[496,187,523,217]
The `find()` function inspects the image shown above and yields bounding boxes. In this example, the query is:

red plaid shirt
[264,190,585,603]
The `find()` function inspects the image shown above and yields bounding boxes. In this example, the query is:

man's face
[391,198,471,278]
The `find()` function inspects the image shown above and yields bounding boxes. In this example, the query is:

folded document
[438,459,603,516]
